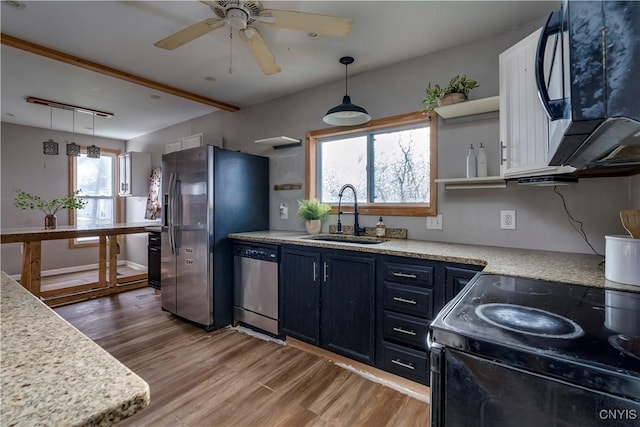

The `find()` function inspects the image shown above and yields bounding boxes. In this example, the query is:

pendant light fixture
[42,107,59,155]
[86,114,100,158]
[323,56,371,126]
[66,110,81,157]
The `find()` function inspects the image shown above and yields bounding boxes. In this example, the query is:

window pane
[76,198,114,227]
[76,154,113,197]
[373,127,430,203]
[319,136,367,203]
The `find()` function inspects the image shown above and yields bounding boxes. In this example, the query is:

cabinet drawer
[383,282,433,319]
[383,311,430,349]
[381,341,428,384]
[383,261,434,287]
[148,232,161,246]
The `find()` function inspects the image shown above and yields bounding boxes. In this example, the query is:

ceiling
[0,1,558,141]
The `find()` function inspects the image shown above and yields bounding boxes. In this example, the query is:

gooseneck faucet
[337,184,365,236]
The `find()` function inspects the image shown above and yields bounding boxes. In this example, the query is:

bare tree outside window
[373,127,430,203]
[318,126,430,205]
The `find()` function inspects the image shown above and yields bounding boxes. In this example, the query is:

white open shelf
[254,136,301,148]
[435,176,507,190]
[434,96,499,120]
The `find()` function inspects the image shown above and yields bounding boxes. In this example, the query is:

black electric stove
[429,274,640,427]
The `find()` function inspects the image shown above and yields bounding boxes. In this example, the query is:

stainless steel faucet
[337,184,365,236]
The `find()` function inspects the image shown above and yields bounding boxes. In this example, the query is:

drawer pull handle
[392,272,417,279]
[393,296,417,305]
[391,359,415,370]
[393,327,417,336]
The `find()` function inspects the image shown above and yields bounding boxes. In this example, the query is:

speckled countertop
[229,231,640,292]
[1,272,150,426]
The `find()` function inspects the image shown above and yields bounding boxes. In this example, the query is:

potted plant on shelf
[297,198,331,235]
[420,75,479,112]
[14,189,87,230]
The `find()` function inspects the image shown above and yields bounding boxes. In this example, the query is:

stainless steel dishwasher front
[233,243,279,335]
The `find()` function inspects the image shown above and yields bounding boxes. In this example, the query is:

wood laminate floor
[54,288,430,427]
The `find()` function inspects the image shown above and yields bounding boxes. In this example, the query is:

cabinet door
[444,265,481,303]
[118,154,129,196]
[281,247,321,345]
[322,252,375,365]
[500,28,557,178]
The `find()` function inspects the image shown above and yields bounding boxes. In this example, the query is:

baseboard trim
[286,337,430,403]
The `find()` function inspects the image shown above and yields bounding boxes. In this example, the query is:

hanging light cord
[92,115,95,144]
[344,62,348,95]
[229,26,233,74]
[50,107,53,130]
[553,185,604,260]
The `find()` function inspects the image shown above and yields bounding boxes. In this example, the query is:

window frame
[68,147,122,248]
[306,111,437,217]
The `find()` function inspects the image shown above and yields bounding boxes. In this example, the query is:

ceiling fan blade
[239,27,281,76]
[259,9,352,38]
[154,18,224,50]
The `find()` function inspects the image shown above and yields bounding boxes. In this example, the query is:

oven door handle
[535,10,566,121]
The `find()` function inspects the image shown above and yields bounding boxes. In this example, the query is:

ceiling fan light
[323,95,371,126]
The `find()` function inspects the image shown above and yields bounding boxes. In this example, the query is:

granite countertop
[0,272,150,426]
[228,231,639,292]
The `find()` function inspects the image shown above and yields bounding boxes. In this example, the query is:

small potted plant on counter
[297,198,331,235]
[14,189,87,229]
[420,74,479,112]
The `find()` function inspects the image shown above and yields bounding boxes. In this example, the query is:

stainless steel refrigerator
[161,145,269,330]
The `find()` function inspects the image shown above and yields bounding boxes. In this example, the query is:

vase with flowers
[14,189,88,229]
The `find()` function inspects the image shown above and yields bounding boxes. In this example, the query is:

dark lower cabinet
[322,252,375,364]
[148,231,161,290]
[280,243,484,385]
[445,264,483,301]
[281,247,321,345]
[375,255,442,385]
[280,246,375,365]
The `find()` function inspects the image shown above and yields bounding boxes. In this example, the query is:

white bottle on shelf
[466,144,477,178]
[477,143,488,177]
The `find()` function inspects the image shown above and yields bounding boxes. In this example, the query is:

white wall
[0,123,127,275]
[127,17,636,256]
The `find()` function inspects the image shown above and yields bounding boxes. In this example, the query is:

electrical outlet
[280,205,288,220]
[500,210,516,230]
[426,214,443,230]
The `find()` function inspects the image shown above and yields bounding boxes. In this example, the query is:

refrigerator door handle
[175,178,182,251]
[168,173,176,254]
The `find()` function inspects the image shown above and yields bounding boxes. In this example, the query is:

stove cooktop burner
[609,335,640,360]
[475,303,585,339]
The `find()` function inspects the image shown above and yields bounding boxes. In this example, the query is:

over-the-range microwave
[536,0,640,171]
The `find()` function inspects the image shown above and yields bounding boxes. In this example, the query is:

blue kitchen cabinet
[280,246,376,365]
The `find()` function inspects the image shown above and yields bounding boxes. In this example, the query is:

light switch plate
[500,210,516,229]
[427,214,443,230]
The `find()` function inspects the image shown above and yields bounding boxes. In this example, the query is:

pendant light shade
[323,56,371,126]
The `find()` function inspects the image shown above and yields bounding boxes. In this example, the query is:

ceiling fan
[154,1,353,75]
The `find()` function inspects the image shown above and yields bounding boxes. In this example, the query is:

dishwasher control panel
[234,244,279,262]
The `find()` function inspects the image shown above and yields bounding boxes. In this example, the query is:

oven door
[430,344,640,427]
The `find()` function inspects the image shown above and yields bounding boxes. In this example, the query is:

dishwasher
[233,243,280,335]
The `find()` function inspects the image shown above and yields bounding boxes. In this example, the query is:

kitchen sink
[302,234,388,245]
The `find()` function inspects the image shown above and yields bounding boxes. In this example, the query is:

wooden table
[1,223,153,303]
